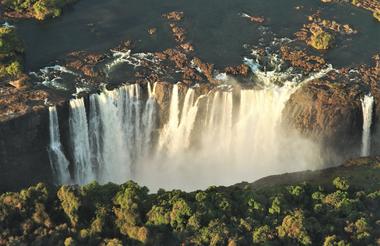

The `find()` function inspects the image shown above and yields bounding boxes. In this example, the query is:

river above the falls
[2,0,380,71]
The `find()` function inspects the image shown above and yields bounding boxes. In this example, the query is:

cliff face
[283,78,365,160]
[0,108,52,192]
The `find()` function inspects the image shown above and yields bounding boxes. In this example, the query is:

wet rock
[153,82,174,125]
[65,51,105,78]
[350,0,380,14]
[180,42,194,53]
[280,46,326,73]
[148,27,157,35]
[241,13,265,24]
[170,23,186,43]
[249,16,265,24]
[224,64,250,77]
[283,77,364,155]
[162,11,184,21]
[192,57,217,84]
[163,49,188,70]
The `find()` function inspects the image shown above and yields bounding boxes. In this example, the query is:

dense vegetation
[0,26,24,80]
[0,161,379,245]
[1,0,78,20]
[308,30,333,50]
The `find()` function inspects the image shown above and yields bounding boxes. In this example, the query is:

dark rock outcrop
[0,108,52,193]
[283,77,365,158]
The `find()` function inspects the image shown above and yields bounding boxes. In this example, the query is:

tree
[277,210,312,245]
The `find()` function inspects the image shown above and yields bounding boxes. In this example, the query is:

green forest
[1,160,379,245]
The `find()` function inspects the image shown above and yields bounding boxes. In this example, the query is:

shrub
[374,11,380,22]
[252,225,274,243]
[333,177,350,191]
[57,186,82,227]
[277,210,312,245]
[309,30,333,50]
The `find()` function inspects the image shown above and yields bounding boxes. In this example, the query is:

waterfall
[89,94,104,179]
[49,81,323,191]
[47,107,71,184]
[158,83,180,152]
[142,83,157,156]
[69,98,95,184]
[361,94,374,157]
[137,82,321,191]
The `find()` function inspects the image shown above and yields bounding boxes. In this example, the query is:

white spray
[361,94,374,156]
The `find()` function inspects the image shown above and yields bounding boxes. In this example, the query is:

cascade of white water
[89,94,104,179]
[47,107,71,184]
[142,84,157,157]
[55,66,330,190]
[166,88,199,155]
[94,87,131,183]
[361,94,374,156]
[158,84,180,152]
[69,98,95,184]
[87,84,157,183]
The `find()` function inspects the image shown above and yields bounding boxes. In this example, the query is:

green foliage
[373,11,380,22]
[268,196,283,215]
[57,185,82,227]
[252,225,274,243]
[277,210,312,245]
[323,235,349,246]
[113,181,150,243]
[0,26,24,79]
[0,170,380,245]
[2,0,78,20]
[333,177,350,191]
[309,30,333,50]
[169,198,193,231]
[344,217,372,241]
[147,205,170,226]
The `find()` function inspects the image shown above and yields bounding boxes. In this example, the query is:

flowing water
[47,107,71,184]
[361,94,374,157]
[69,98,95,184]
[3,0,379,71]
[49,76,327,190]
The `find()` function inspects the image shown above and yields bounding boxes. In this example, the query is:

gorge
[1,0,380,244]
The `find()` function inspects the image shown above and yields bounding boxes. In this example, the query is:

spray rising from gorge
[48,81,330,191]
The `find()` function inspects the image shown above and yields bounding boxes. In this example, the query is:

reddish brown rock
[224,64,250,77]
[280,46,326,72]
[249,16,265,24]
[162,11,184,21]
[180,42,194,53]
[65,51,105,77]
[163,49,188,70]
[192,57,217,84]
[170,23,186,43]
